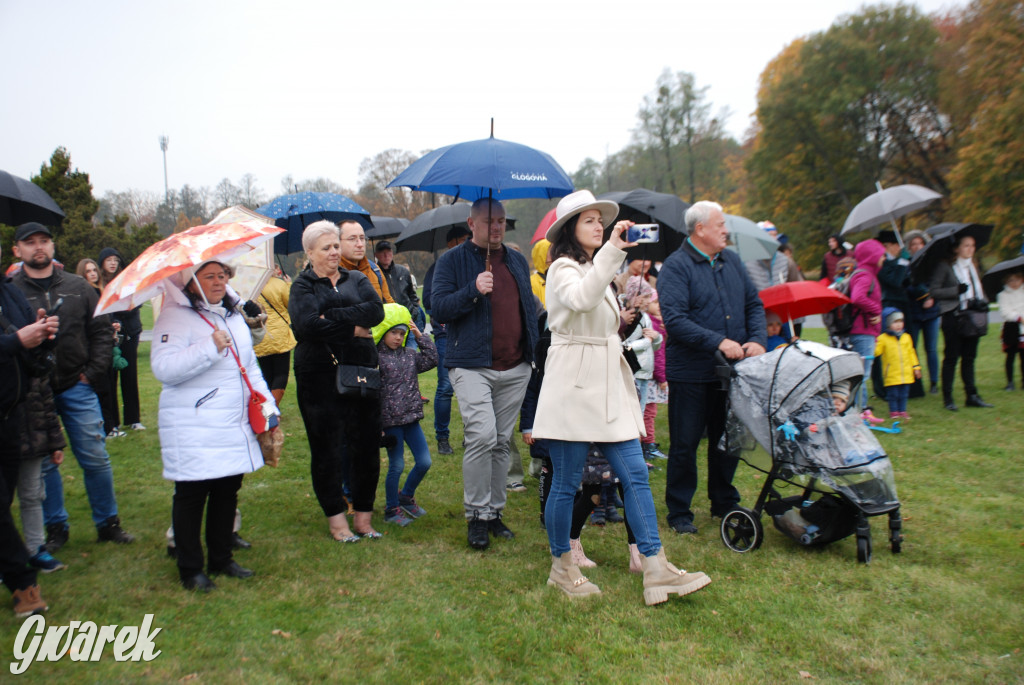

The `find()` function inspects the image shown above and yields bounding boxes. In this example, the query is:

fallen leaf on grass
[337,589,350,596]
[435,630,441,639]
[799,671,814,679]
[711,610,719,615]
[271,629,292,638]
[179,675,198,682]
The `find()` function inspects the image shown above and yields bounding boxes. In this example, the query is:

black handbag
[334,364,381,399]
[622,345,642,375]
[955,308,989,338]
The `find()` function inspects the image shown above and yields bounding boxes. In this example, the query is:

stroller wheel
[856,535,872,564]
[720,507,763,553]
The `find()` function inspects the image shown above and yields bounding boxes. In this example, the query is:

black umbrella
[365,216,409,241]
[909,223,994,281]
[395,204,515,253]
[981,256,1024,301]
[597,188,690,262]
[0,169,65,226]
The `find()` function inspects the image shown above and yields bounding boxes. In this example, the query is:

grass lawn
[4,323,1022,683]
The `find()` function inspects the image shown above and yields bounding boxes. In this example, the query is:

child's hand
[408,322,421,338]
[52,450,64,465]
[642,328,657,340]
[914,368,922,379]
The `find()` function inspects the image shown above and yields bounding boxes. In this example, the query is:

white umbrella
[840,183,942,241]
[724,214,780,262]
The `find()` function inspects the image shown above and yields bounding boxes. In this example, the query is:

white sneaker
[129,423,146,431]
[106,428,127,438]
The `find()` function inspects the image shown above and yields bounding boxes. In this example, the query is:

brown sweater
[339,256,395,304]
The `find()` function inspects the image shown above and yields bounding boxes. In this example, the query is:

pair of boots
[569,538,643,574]
[549,547,711,605]
[589,484,624,525]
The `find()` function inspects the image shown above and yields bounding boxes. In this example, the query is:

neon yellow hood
[372,302,412,345]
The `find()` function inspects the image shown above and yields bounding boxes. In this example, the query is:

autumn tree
[943,0,1024,257]
[747,4,950,266]
[354,149,437,219]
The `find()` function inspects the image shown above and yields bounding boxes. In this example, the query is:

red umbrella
[758,281,850,324]
[530,208,558,244]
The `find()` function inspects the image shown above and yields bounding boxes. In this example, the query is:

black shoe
[669,520,698,535]
[437,439,453,455]
[467,515,489,550]
[181,572,216,592]
[944,400,958,411]
[97,516,135,544]
[488,516,515,540]
[929,383,939,395]
[604,505,624,523]
[45,523,69,553]
[1005,383,1015,392]
[210,560,254,579]
[965,394,993,408]
[232,533,252,550]
[167,545,178,559]
[589,508,606,526]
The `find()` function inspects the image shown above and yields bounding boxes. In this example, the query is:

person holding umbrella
[431,198,538,550]
[150,259,276,590]
[929,231,993,410]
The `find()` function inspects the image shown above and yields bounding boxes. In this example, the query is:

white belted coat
[532,242,645,442]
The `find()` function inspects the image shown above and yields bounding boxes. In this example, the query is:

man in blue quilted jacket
[431,198,537,551]
[657,201,766,536]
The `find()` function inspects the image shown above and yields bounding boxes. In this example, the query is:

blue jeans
[545,439,661,557]
[849,334,877,409]
[886,384,910,414]
[433,336,452,441]
[384,422,432,510]
[908,316,940,386]
[43,382,119,527]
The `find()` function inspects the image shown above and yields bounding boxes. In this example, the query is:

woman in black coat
[288,221,385,542]
[99,247,144,433]
[928,233,993,411]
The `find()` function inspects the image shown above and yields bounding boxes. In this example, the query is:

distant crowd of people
[3,192,1020,616]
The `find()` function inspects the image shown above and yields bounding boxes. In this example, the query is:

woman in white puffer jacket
[151,260,275,592]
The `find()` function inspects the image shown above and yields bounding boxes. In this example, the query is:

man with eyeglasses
[338,221,394,304]
[431,198,538,550]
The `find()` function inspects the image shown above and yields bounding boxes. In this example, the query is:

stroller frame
[716,343,904,563]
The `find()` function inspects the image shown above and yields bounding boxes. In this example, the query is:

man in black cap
[11,223,135,550]
[374,240,420,318]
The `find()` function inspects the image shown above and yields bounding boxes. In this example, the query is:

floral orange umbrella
[95,219,283,315]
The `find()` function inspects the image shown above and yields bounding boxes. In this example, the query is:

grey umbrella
[396,203,516,253]
[840,184,942,239]
[0,169,65,226]
[724,214,780,262]
[365,216,409,241]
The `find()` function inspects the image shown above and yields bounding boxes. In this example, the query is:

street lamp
[159,135,169,201]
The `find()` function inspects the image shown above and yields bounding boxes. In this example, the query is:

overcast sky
[1,0,960,200]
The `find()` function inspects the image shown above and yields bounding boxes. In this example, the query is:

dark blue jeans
[383,422,432,510]
[886,384,910,414]
[433,336,452,441]
[908,315,940,386]
[666,381,740,525]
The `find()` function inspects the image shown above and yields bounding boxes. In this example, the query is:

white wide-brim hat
[545,190,619,243]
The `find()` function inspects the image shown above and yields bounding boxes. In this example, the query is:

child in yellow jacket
[874,308,921,420]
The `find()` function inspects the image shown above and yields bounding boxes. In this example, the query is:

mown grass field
[3,319,1022,684]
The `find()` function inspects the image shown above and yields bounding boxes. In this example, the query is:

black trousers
[296,370,382,516]
[173,474,243,578]
[666,381,740,525]
[941,312,980,400]
[1,408,36,592]
[569,482,636,543]
[117,334,142,426]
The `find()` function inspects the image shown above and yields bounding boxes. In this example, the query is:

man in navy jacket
[657,201,766,535]
[431,198,537,550]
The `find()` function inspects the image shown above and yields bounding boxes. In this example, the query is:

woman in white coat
[151,260,275,592]
[532,190,711,606]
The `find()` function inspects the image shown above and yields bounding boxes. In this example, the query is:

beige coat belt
[550,331,622,423]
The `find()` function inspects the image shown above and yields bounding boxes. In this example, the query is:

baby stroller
[717,340,903,563]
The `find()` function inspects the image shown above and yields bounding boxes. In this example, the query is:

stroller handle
[714,350,739,392]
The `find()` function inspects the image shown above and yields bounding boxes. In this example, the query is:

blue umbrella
[386,135,574,201]
[257,192,372,254]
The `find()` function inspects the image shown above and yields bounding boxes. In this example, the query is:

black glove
[242,300,262,317]
[957,283,969,294]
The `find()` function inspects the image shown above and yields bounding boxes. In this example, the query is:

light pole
[159,135,169,201]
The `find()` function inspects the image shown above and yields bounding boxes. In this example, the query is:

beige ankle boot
[547,552,601,597]
[569,538,596,568]
[641,548,710,606]
[628,543,643,574]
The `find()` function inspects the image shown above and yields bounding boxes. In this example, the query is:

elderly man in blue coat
[657,201,766,535]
